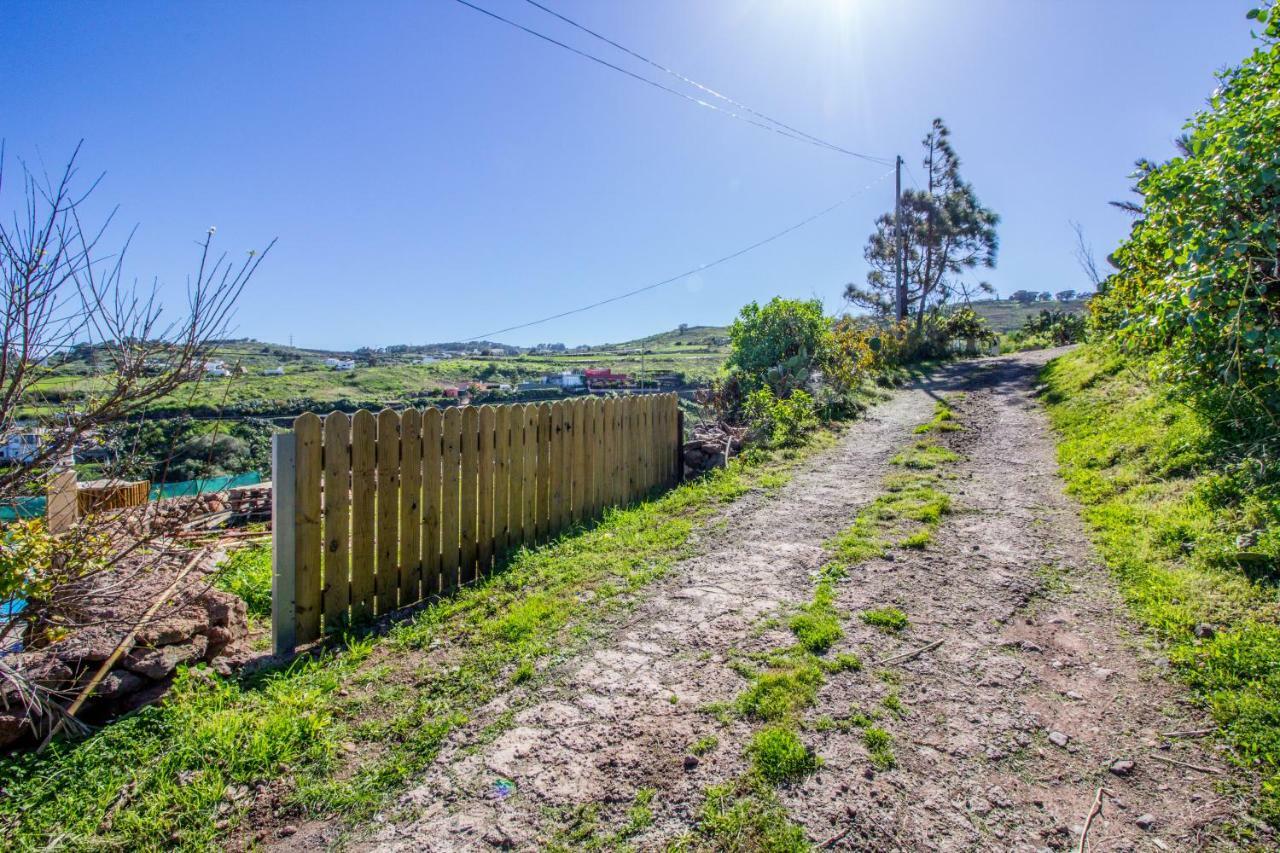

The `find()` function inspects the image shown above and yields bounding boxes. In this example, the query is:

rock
[1193,623,1215,640]
[1109,759,1136,777]
[0,711,31,748]
[123,635,209,680]
[683,754,699,770]
[52,627,121,664]
[279,825,298,838]
[95,670,147,700]
[137,615,203,647]
[1136,813,1157,830]
[1047,731,1070,748]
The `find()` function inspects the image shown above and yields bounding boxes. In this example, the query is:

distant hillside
[965,298,1091,333]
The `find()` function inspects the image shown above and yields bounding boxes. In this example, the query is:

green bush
[743,388,818,448]
[1090,7,1280,446]
[214,544,272,617]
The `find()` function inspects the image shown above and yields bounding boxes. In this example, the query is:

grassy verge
[1041,345,1280,829]
[0,431,834,851]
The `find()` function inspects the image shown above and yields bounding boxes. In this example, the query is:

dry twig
[876,638,943,666]
[1076,786,1110,853]
[1148,753,1222,775]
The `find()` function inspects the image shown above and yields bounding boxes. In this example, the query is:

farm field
[963,297,1090,333]
[23,325,731,419]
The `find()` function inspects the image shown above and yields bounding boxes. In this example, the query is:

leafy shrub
[1091,8,1280,446]
[743,388,818,448]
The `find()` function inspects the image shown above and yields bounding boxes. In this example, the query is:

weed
[913,401,963,434]
[747,726,821,784]
[214,543,272,617]
[861,607,909,632]
[788,583,844,654]
[735,662,823,721]
[681,778,808,852]
[863,726,896,770]
[891,440,961,470]
[823,653,863,673]
[900,529,932,549]
[882,693,906,718]
[690,735,719,756]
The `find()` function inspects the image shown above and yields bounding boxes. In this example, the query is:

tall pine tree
[847,119,999,326]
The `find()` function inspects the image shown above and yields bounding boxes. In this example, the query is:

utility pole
[894,155,906,322]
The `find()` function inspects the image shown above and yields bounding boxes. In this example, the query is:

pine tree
[847,119,999,326]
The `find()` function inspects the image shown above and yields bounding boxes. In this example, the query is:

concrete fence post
[271,431,298,657]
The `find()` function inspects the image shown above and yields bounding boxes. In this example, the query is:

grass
[747,726,821,784]
[213,543,272,617]
[677,778,808,852]
[860,606,909,633]
[689,735,719,756]
[826,473,953,566]
[913,401,963,434]
[1042,344,1280,830]
[890,440,961,470]
[788,583,843,653]
[734,660,824,722]
[0,434,827,850]
[862,725,896,770]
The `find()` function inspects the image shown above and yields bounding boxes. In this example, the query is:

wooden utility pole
[894,155,906,322]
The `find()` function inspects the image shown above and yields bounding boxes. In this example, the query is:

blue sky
[1,1,1262,349]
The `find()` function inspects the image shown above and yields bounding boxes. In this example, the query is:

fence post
[271,431,298,657]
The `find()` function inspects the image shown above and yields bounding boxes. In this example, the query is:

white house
[322,357,341,367]
[333,359,356,371]
[1,431,45,464]
[261,366,285,376]
[547,371,583,389]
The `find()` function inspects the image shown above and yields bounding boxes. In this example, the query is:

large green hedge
[1091,6,1280,443]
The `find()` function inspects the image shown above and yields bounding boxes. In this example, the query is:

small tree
[848,119,999,326]
[0,145,271,737]
[1055,289,1077,302]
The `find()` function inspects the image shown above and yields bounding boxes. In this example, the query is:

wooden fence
[271,394,682,653]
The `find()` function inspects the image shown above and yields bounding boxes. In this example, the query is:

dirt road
[339,350,1246,851]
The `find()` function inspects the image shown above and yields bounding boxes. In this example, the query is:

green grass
[862,725,896,770]
[826,474,953,566]
[0,434,825,850]
[1042,344,1280,830]
[677,778,808,852]
[213,543,272,617]
[890,440,961,470]
[899,529,932,549]
[860,607,909,633]
[913,401,963,434]
[788,582,843,653]
[746,726,821,784]
[689,735,719,756]
[734,660,824,722]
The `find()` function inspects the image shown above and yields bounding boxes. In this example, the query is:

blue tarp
[0,471,264,522]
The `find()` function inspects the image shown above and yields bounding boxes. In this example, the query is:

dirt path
[335,351,1246,851]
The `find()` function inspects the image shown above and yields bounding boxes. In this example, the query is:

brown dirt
[290,350,1259,851]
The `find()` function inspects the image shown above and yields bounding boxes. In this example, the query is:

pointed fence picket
[272,393,682,652]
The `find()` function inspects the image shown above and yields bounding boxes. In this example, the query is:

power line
[447,0,893,166]
[518,0,891,165]
[462,168,894,342]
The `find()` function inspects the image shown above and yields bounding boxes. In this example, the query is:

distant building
[332,359,356,371]
[584,368,630,389]
[1,431,45,464]
[261,366,285,376]
[546,371,583,389]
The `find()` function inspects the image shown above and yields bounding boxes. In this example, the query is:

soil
[278,350,1262,851]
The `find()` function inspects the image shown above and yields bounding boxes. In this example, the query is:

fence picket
[422,407,442,598]
[376,409,401,613]
[536,403,552,540]
[322,412,351,633]
[459,406,479,584]
[494,405,511,562]
[350,410,377,622]
[521,404,538,546]
[477,405,496,577]
[440,407,461,592]
[399,408,423,604]
[294,413,323,644]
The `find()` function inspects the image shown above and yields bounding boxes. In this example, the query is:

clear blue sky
[1,1,1262,349]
